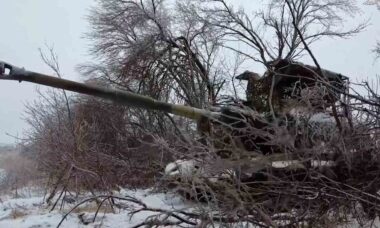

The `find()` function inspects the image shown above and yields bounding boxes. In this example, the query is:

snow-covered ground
[0,188,189,228]
[0,186,378,227]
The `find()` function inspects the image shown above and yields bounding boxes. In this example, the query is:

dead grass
[10,208,28,219]
[71,202,114,214]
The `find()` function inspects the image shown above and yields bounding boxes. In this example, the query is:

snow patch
[0,188,189,228]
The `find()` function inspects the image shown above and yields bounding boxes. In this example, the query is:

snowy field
[0,188,190,228]
[0,163,377,228]
[0,187,379,227]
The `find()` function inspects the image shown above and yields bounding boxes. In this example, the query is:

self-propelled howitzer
[0,61,292,165]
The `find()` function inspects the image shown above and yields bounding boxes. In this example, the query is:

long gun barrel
[0,61,217,121]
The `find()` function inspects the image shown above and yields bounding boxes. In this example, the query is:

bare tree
[81,0,368,142]
[190,0,365,64]
[85,0,226,107]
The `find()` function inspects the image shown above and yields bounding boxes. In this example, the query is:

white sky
[0,0,93,143]
[0,0,379,144]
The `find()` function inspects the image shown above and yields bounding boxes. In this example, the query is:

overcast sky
[0,0,379,144]
[0,0,93,143]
